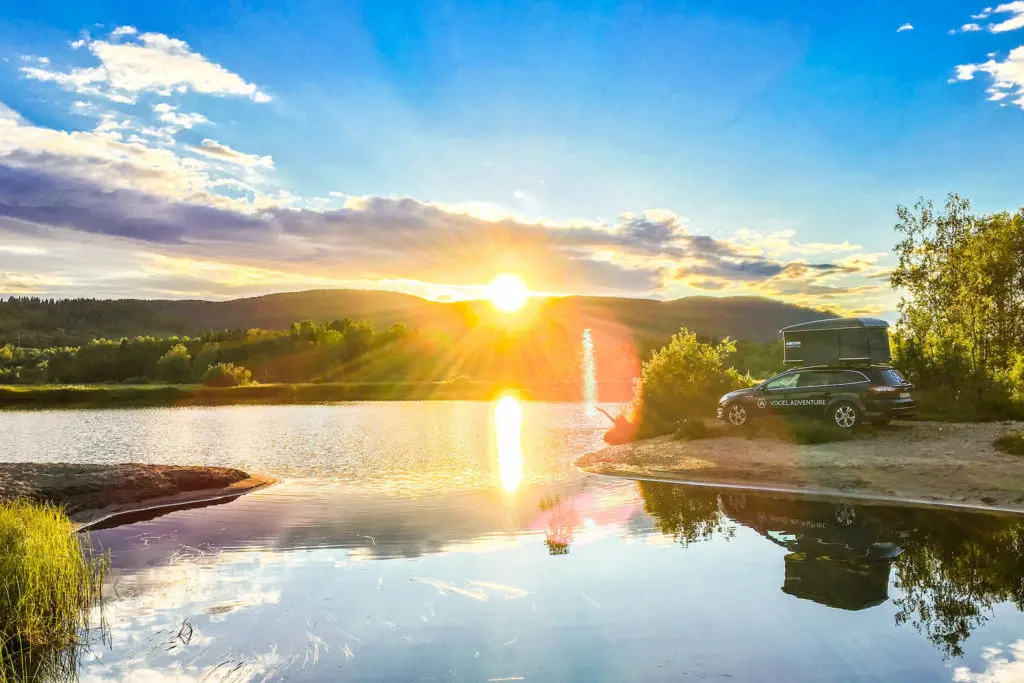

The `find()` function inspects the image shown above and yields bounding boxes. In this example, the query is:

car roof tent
[779,317,891,367]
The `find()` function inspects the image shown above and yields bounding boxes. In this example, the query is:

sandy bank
[0,463,274,526]
[576,420,1024,511]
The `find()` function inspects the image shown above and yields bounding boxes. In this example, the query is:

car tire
[830,402,860,430]
[725,402,749,427]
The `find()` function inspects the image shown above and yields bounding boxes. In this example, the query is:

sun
[487,274,530,313]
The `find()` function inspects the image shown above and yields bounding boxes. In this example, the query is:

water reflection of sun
[494,394,524,492]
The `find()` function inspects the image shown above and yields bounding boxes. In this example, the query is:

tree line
[0,318,418,386]
[890,194,1024,418]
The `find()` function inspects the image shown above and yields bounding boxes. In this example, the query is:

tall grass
[0,501,105,683]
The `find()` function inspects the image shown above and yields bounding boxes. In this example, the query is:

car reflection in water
[717,491,912,611]
[638,479,1024,658]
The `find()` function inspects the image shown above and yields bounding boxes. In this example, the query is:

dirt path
[575,421,1024,511]
[0,463,274,526]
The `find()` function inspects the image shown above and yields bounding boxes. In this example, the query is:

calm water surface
[2,401,1024,682]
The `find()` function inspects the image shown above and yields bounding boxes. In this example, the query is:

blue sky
[2,0,1024,314]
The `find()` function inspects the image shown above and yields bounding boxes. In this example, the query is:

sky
[2,1,1024,316]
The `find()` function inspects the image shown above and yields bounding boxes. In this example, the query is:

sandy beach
[0,463,274,526]
[576,420,1024,511]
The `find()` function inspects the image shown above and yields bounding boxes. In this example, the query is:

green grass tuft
[1,500,105,682]
[994,431,1024,456]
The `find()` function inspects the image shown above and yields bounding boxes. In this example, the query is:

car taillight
[870,385,898,394]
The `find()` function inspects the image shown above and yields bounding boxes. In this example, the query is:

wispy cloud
[187,139,274,168]
[897,23,915,32]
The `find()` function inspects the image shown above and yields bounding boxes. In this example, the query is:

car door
[790,370,834,417]
[761,371,802,415]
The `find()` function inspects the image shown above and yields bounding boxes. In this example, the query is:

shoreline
[0,463,275,527]
[0,382,635,410]
[576,420,1024,513]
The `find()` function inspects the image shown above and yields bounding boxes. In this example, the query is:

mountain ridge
[0,289,837,346]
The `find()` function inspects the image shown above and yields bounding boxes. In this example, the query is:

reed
[0,500,105,682]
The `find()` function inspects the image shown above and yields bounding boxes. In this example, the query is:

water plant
[0,500,105,682]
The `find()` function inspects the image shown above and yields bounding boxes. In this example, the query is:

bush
[994,431,1024,456]
[630,329,751,438]
[202,362,253,387]
[1,501,104,682]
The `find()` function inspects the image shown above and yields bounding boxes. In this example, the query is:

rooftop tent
[779,317,891,366]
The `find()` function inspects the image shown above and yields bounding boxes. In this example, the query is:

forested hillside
[0,290,831,347]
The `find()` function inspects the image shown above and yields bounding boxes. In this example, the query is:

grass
[994,431,1024,456]
[760,418,856,444]
[673,419,732,441]
[1,501,105,683]
[0,381,505,409]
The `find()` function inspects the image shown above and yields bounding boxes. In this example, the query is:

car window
[797,371,831,387]
[834,370,868,384]
[764,373,800,390]
[880,369,906,386]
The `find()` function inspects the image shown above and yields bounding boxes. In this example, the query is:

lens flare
[494,394,523,492]
[582,328,597,416]
[487,274,530,313]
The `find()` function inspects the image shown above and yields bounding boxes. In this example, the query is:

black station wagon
[716,365,916,430]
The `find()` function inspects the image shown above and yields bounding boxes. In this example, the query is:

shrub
[630,329,751,438]
[994,431,1024,456]
[1,501,105,682]
[201,362,253,387]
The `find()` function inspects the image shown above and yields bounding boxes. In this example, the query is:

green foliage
[994,431,1024,456]
[154,343,192,384]
[891,195,1024,419]
[638,481,732,547]
[202,363,253,387]
[0,501,105,682]
[631,329,750,437]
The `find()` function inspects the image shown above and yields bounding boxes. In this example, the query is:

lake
[2,400,1024,682]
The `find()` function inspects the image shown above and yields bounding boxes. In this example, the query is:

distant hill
[0,290,835,347]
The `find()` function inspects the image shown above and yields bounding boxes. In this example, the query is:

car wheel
[726,403,749,427]
[831,402,860,430]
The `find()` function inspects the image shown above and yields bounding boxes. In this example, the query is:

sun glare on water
[494,394,524,493]
[487,274,530,313]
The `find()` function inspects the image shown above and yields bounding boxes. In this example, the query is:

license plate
[899,392,911,399]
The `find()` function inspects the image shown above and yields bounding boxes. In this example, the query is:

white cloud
[897,23,915,32]
[953,641,1024,682]
[963,23,983,31]
[21,28,271,104]
[953,45,1024,108]
[186,138,273,168]
[988,1,1024,31]
[110,25,138,38]
[974,7,995,18]
[157,109,208,129]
